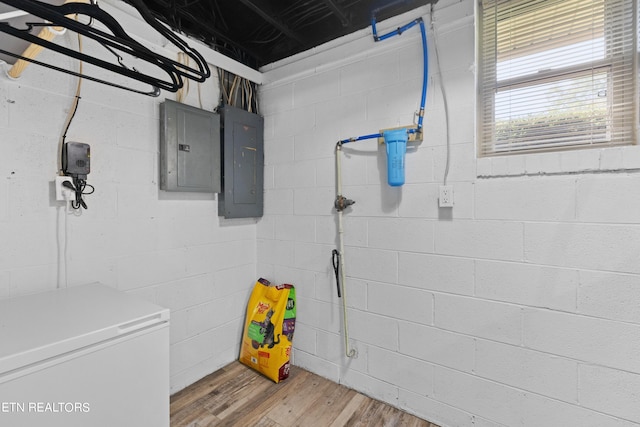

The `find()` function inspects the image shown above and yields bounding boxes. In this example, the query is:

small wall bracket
[377,124,422,144]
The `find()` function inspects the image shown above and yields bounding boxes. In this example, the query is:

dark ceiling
[138,0,436,69]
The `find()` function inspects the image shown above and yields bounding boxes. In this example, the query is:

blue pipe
[373,17,428,131]
[339,132,382,145]
[340,15,428,146]
[371,17,379,41]
[417,18,427,130]
[372,18,420,42]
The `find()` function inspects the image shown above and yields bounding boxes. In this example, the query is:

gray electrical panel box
[218,105,264,218]
[159,100,221,193]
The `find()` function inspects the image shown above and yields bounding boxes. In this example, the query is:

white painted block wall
[0,2,256,394]
[258,0,640,425]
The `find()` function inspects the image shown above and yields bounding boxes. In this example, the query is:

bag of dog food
[239,278,296,383]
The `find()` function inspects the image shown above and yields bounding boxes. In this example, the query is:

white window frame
[477,0,639,160]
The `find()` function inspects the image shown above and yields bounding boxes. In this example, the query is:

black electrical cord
[63,178,94,210]
[331,249,341,298]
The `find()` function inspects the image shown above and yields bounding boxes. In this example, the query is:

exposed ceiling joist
[236,0,306,47]
[139,0,438,69]
[321,0,350,27]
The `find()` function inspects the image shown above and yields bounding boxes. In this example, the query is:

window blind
[478,0,638,156]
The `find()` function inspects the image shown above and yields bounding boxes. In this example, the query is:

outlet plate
[55,176,74,202]
[439,185,454,208]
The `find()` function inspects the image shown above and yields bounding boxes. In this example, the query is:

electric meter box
[218,104,264,218]
[159,100,221,193]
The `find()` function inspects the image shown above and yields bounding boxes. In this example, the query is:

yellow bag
[239,278,296,383]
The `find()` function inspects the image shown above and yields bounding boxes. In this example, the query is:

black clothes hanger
[125,0,210,83]
[0,0,211,96]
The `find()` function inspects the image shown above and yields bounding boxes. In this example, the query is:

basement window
[477,0,638,157]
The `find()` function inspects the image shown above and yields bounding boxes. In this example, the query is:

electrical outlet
[439,185,454,208]
[55,176,74,202]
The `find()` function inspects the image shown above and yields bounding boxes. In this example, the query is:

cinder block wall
[258,1,640,425]
[0,2,256,393]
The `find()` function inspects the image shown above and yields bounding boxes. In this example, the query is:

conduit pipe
[334,142,356,358]
[332,14,430,358]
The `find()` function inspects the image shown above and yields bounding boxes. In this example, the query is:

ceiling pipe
[236,0,305,46]
[320,0,350,27]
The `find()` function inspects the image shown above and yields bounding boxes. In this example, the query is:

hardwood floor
[170,361,440,427]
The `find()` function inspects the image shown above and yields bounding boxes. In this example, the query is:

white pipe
[336,143,357,358]
[336,142,343,194]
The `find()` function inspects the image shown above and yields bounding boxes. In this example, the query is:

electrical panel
[159,100,221,193]
[218,105,264,218]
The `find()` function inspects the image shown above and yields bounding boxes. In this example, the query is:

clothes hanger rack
[0,0,211,96]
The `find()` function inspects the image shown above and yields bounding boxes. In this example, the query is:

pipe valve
[334,195,355,212]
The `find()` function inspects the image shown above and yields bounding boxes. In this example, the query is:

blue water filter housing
[383,129,408,186]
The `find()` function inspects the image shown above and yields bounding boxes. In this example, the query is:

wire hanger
[0,0,211,96]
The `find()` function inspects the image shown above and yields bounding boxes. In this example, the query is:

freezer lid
[0,283,170,376]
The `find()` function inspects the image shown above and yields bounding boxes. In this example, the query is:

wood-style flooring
[170,361,440,427]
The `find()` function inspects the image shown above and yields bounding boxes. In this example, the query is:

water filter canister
[383,129,408,187]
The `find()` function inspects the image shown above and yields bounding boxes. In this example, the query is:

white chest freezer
[0,283,170,427]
